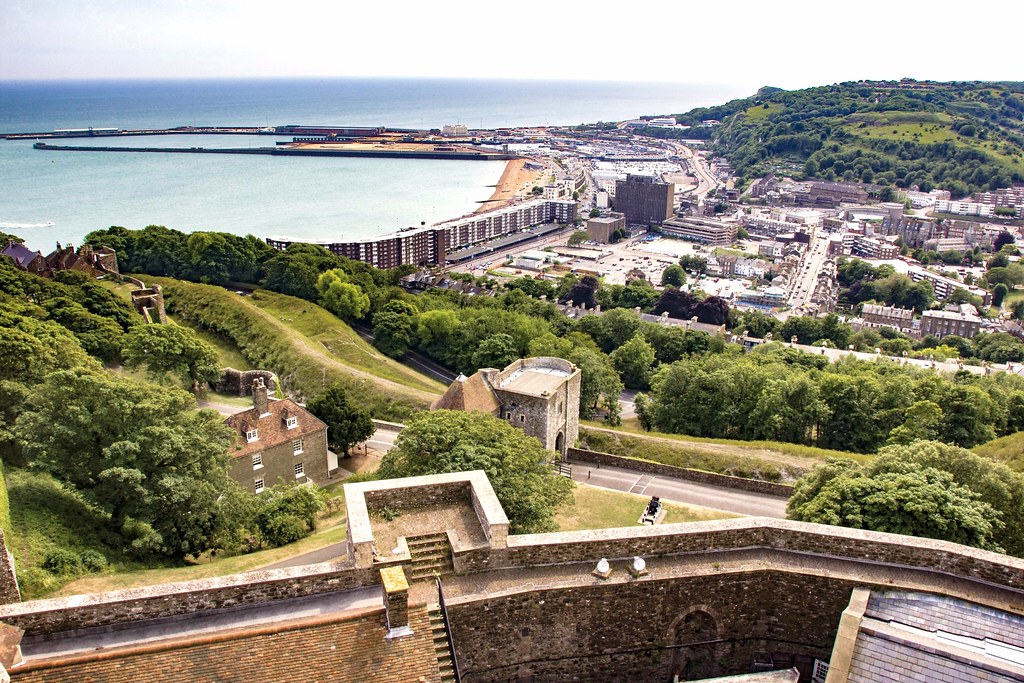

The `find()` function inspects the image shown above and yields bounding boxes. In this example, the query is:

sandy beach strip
[475,158,544,213]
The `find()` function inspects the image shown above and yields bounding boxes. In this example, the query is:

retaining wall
[566,447,794,497]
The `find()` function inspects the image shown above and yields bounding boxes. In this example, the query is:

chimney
[252,377,270,416]
[380,567,412,638]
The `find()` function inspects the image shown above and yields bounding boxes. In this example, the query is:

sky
[2,0,1020,90]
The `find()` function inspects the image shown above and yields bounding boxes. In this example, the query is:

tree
[15,368,234,558]
[788,458,1003,552]
[610,333,656,390]
[568,230,590,247]
[678,255,708,275]
[660,265,687,288]
[994,231,1015,251]
[472,333,520,372]
[372,300,419,358]
[993,283,1009,308]
[121,324,221,388]
[316,269,370,321]
[306,385,374,456]
[377,410,574,533]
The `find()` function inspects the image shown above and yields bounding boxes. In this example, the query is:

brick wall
[566,447,794,497]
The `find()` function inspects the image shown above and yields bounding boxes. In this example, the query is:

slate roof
[10,606,444,683]
[224,397,327,459]
[1,241,43,269]
[846,592,1024,683]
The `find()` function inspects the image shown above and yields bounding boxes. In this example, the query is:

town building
[585,213,625,243]
[660,216,737,245]
[223,378,329,493]
[920,309,984,339]
[860,304,915,334]
[432,357,581,456]
[266,199,577,270]
[1,241,48,277]
[614,174,674,226]
[852,236,899,260]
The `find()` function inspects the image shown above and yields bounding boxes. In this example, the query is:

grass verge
[555,484,736,532]
[581,424,867,483]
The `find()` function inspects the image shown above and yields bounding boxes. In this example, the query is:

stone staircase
[406,533,454,582]
[428,608,457,683]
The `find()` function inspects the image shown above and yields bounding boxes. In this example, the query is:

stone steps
[429,608,457,683]
[407,533,454,582]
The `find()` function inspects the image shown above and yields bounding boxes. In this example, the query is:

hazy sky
[2,0,1019,90]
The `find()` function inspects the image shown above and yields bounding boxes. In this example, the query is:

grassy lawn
[170,313,254,371]
[555,484,736,532]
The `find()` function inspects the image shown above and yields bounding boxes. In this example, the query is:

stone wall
[130,284,167,325]
[448,570,857,682]
[0,530,20,605]
[0,562,378,636]
[566,447,794,498]
[214,368,279,397]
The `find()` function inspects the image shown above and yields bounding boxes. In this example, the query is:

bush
[79,549,108,572]
[42,548,82,577]
[261,514,308,547]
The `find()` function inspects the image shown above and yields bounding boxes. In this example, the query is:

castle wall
[214,368,278,397]
[448,570,856,682]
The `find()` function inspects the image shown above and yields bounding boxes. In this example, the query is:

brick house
[224,378,329,493]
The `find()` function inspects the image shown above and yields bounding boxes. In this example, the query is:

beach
[476,158,545,213]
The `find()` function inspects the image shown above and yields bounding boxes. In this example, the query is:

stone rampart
[566,447,794,498]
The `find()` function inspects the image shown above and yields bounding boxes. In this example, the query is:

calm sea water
[0,79,748,252]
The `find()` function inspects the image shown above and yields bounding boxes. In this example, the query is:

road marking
[629,475,654,495]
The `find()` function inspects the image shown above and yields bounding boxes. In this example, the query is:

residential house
[224,378,329,493]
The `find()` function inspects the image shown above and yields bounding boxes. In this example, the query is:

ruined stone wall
[130,284,167,324]
[0,530,20,605]
[448,570,857,682]
[214,368,278,397]
[566,448,794,497]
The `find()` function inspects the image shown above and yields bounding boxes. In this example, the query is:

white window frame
[254,478,264,493]
[292,438,303,455]
[294,462,304,479]
[286,416,298,430]
[252,453,263,470]
[245,428,258,443]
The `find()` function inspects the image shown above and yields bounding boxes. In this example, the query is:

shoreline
[475,159,544,214]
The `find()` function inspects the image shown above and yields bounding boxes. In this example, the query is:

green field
[973,432,1024,473]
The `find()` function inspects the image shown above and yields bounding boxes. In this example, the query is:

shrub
[79,549,108,573]
[261,514,308,547]
[42,549,82,576]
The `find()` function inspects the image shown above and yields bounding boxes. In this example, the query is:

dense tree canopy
[306,384,375,455]
[121,323,221,387]
[377,410,574,533]
[789,441,1024,556]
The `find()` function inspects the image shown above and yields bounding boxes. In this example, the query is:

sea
[0,78,750,252]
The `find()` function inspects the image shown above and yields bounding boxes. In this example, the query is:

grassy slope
[581,423,867,482]
[145,277,442,421]
[973,432,1024,472]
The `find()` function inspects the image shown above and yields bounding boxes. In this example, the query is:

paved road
[570,461,788,518]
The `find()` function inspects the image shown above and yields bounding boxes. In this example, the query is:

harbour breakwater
[32,142,519,161]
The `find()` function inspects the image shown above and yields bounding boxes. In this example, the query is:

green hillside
[644,80,1024,195]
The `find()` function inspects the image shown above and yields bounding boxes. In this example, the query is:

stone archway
[555,431,565,455]
[664,608,720,682]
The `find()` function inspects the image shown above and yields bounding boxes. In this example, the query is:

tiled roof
[431,373,500,414]
[225,398,326,459]
[11,606,443,683]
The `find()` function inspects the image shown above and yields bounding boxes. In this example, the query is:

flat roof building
[615,174,674,226]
